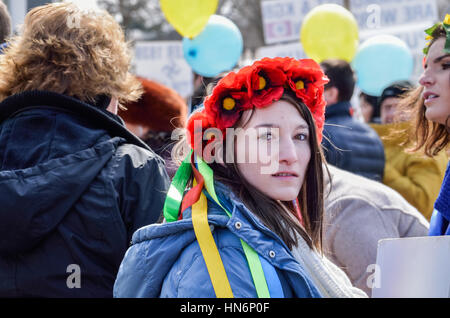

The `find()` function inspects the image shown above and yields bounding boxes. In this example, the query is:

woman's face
[234,100,311,201]
[419,37,450,126]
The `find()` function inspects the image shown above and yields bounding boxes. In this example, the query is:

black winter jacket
[0,91,170,297]
[322,101,385,182]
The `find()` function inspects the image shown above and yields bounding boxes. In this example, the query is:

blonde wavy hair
[0,2,141,105]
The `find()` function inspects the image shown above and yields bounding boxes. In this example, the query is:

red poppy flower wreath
[187,57,329,154]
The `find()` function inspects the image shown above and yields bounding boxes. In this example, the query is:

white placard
[350,0,438,31]
[260,0,343,45]
[372,236,450,298]
[132,41,193,99]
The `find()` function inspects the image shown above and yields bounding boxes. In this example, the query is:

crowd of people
[0,2,448,298]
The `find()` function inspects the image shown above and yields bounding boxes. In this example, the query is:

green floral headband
[423,14,450,55]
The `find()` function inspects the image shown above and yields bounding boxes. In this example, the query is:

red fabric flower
[246,58,287,107]
[281,58,329,142]
[186,110,211,153]
[285,59,329,102]
[191,57,329,150]
[204,69,251,131]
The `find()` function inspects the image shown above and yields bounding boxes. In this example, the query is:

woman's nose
[278,138,298,164]
[419,69,434,87]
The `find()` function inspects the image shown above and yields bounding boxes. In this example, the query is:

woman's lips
[423,91,440,105]
[272,172,298,178]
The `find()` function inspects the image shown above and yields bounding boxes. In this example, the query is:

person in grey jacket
[323,165,429,296]
[0,3,169,297]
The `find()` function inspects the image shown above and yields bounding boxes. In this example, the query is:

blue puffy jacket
[429,162,450,236]
[0,91,170,297]
[114,181,322,298]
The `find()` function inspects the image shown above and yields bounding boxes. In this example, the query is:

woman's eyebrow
[254,123,309,129]
[433,53,450,64]
[296,124,309,130]
[254,123,279,128]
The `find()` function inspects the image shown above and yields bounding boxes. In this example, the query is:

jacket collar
[325,101,352,119]
[133,180,286,247]
[0,90,150,150]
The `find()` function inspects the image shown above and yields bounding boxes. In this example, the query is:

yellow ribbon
[191,181,234,298]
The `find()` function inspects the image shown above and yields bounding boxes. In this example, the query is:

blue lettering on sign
[352,0,385,8]
[382,8,397,26]
[355,12,369,27]
[404,4,435,21]
[300,1,311,15]
[262,2,295,19]
[135,46,163,60]
[161,61,181,80]
[166,45,183,59]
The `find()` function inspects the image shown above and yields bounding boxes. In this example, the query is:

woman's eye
[295,133,308,141]
[442,63,450,70]
[259,132,272,140]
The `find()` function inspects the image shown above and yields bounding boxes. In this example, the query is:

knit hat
[119,76,187,132]
[379,80,414,107]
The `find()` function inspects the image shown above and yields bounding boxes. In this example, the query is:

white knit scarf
[290,233,368,298]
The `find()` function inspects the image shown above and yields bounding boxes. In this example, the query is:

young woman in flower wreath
[409,14,450,236]
[114,57,366,298]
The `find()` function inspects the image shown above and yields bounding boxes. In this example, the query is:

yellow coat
[371,122,448,220]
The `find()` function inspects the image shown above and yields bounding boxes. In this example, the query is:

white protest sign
[133,41,193,98]
[255,42,307,60]
[351,0,437,84]
[372,236,450,298]
[260,0,343,45]
[350,0,438,31]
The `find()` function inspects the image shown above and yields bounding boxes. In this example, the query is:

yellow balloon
[300,4,359,63]
[160,0,218,38]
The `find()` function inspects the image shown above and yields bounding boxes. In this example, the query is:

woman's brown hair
[0,2,141,105]
[400,24,449,157]
[173,91,325,251]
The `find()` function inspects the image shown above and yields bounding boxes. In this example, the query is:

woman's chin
[265,190,299,202]
[425,107,449,126]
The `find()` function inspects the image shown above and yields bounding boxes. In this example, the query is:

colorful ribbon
[192,178,234,297]
[163,151,270,298]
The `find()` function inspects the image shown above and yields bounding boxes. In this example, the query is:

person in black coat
[0,3,170,297]
[320,59,385,181]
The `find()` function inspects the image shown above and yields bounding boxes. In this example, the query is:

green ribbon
[163,153,270,298]
[163,150,193,222]
[197,156,270,298]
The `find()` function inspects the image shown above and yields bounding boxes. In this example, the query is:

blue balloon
[352,35,414,96]
[183,15,243,77]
